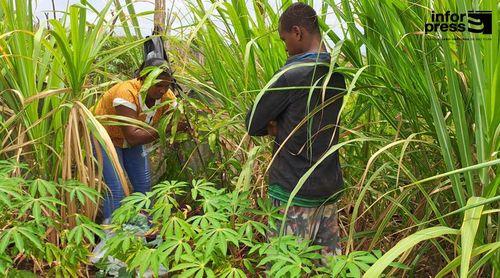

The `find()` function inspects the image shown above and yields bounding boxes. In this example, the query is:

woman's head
[136,58,174,99]
[147,71,173,99]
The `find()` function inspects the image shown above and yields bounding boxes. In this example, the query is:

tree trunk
[154,0,166,33]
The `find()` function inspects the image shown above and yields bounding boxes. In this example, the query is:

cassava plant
[0,0,147,225]
[0,159,103,276]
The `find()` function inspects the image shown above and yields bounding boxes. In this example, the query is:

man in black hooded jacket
[245,2,345,256]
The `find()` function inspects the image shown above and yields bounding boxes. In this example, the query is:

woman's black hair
[134,58,173,80]
[134,58,181,92]
[135,36,171,78]
[134,36,180,91]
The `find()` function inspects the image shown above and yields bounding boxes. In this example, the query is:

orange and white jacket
[93,79,176,148]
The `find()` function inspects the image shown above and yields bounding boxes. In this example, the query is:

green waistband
[268,183,338,208]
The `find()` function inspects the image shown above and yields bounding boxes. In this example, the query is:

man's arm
[245,74,289,136]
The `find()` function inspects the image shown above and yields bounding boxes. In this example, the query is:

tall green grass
[0,0,145,224]
[0,0,497,275]
[173,0,499,275]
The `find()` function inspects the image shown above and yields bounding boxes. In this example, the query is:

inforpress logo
[425,11,492,35]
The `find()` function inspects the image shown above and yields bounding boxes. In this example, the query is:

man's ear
[291,25,302,40]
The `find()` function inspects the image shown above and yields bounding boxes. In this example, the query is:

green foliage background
[0,0,498,277]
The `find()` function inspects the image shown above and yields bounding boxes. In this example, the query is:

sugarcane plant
[171,0,499,276]
[0,0,146,225]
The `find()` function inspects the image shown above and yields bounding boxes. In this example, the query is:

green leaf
[208,133,217,152]
[346,262,361,277]
[331,259,347,277]
[17,227,42,251]
[436,242,500,278]
[0,230,13,253]
[12,231,24,253]
[460,197,485,278]
[274,264,296,277]
[363,227,459,277]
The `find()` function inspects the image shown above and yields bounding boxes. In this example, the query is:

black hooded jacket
[245,53,345,199]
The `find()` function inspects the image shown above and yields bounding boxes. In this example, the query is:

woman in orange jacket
[93,57,176,221]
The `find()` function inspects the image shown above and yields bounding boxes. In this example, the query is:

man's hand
[267,121,278,136]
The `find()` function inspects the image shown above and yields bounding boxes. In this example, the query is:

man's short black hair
[279,2,320,35]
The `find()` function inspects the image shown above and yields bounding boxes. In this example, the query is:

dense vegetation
[0,0,498,277]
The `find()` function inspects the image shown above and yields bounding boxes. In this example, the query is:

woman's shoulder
[108,79,142,98]
[119,78,142,93]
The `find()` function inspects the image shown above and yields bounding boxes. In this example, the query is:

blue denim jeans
[93,142,151,219]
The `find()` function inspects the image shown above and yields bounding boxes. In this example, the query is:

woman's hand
[176,121,193,133]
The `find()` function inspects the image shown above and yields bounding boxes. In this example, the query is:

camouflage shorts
[270,198,341,257]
